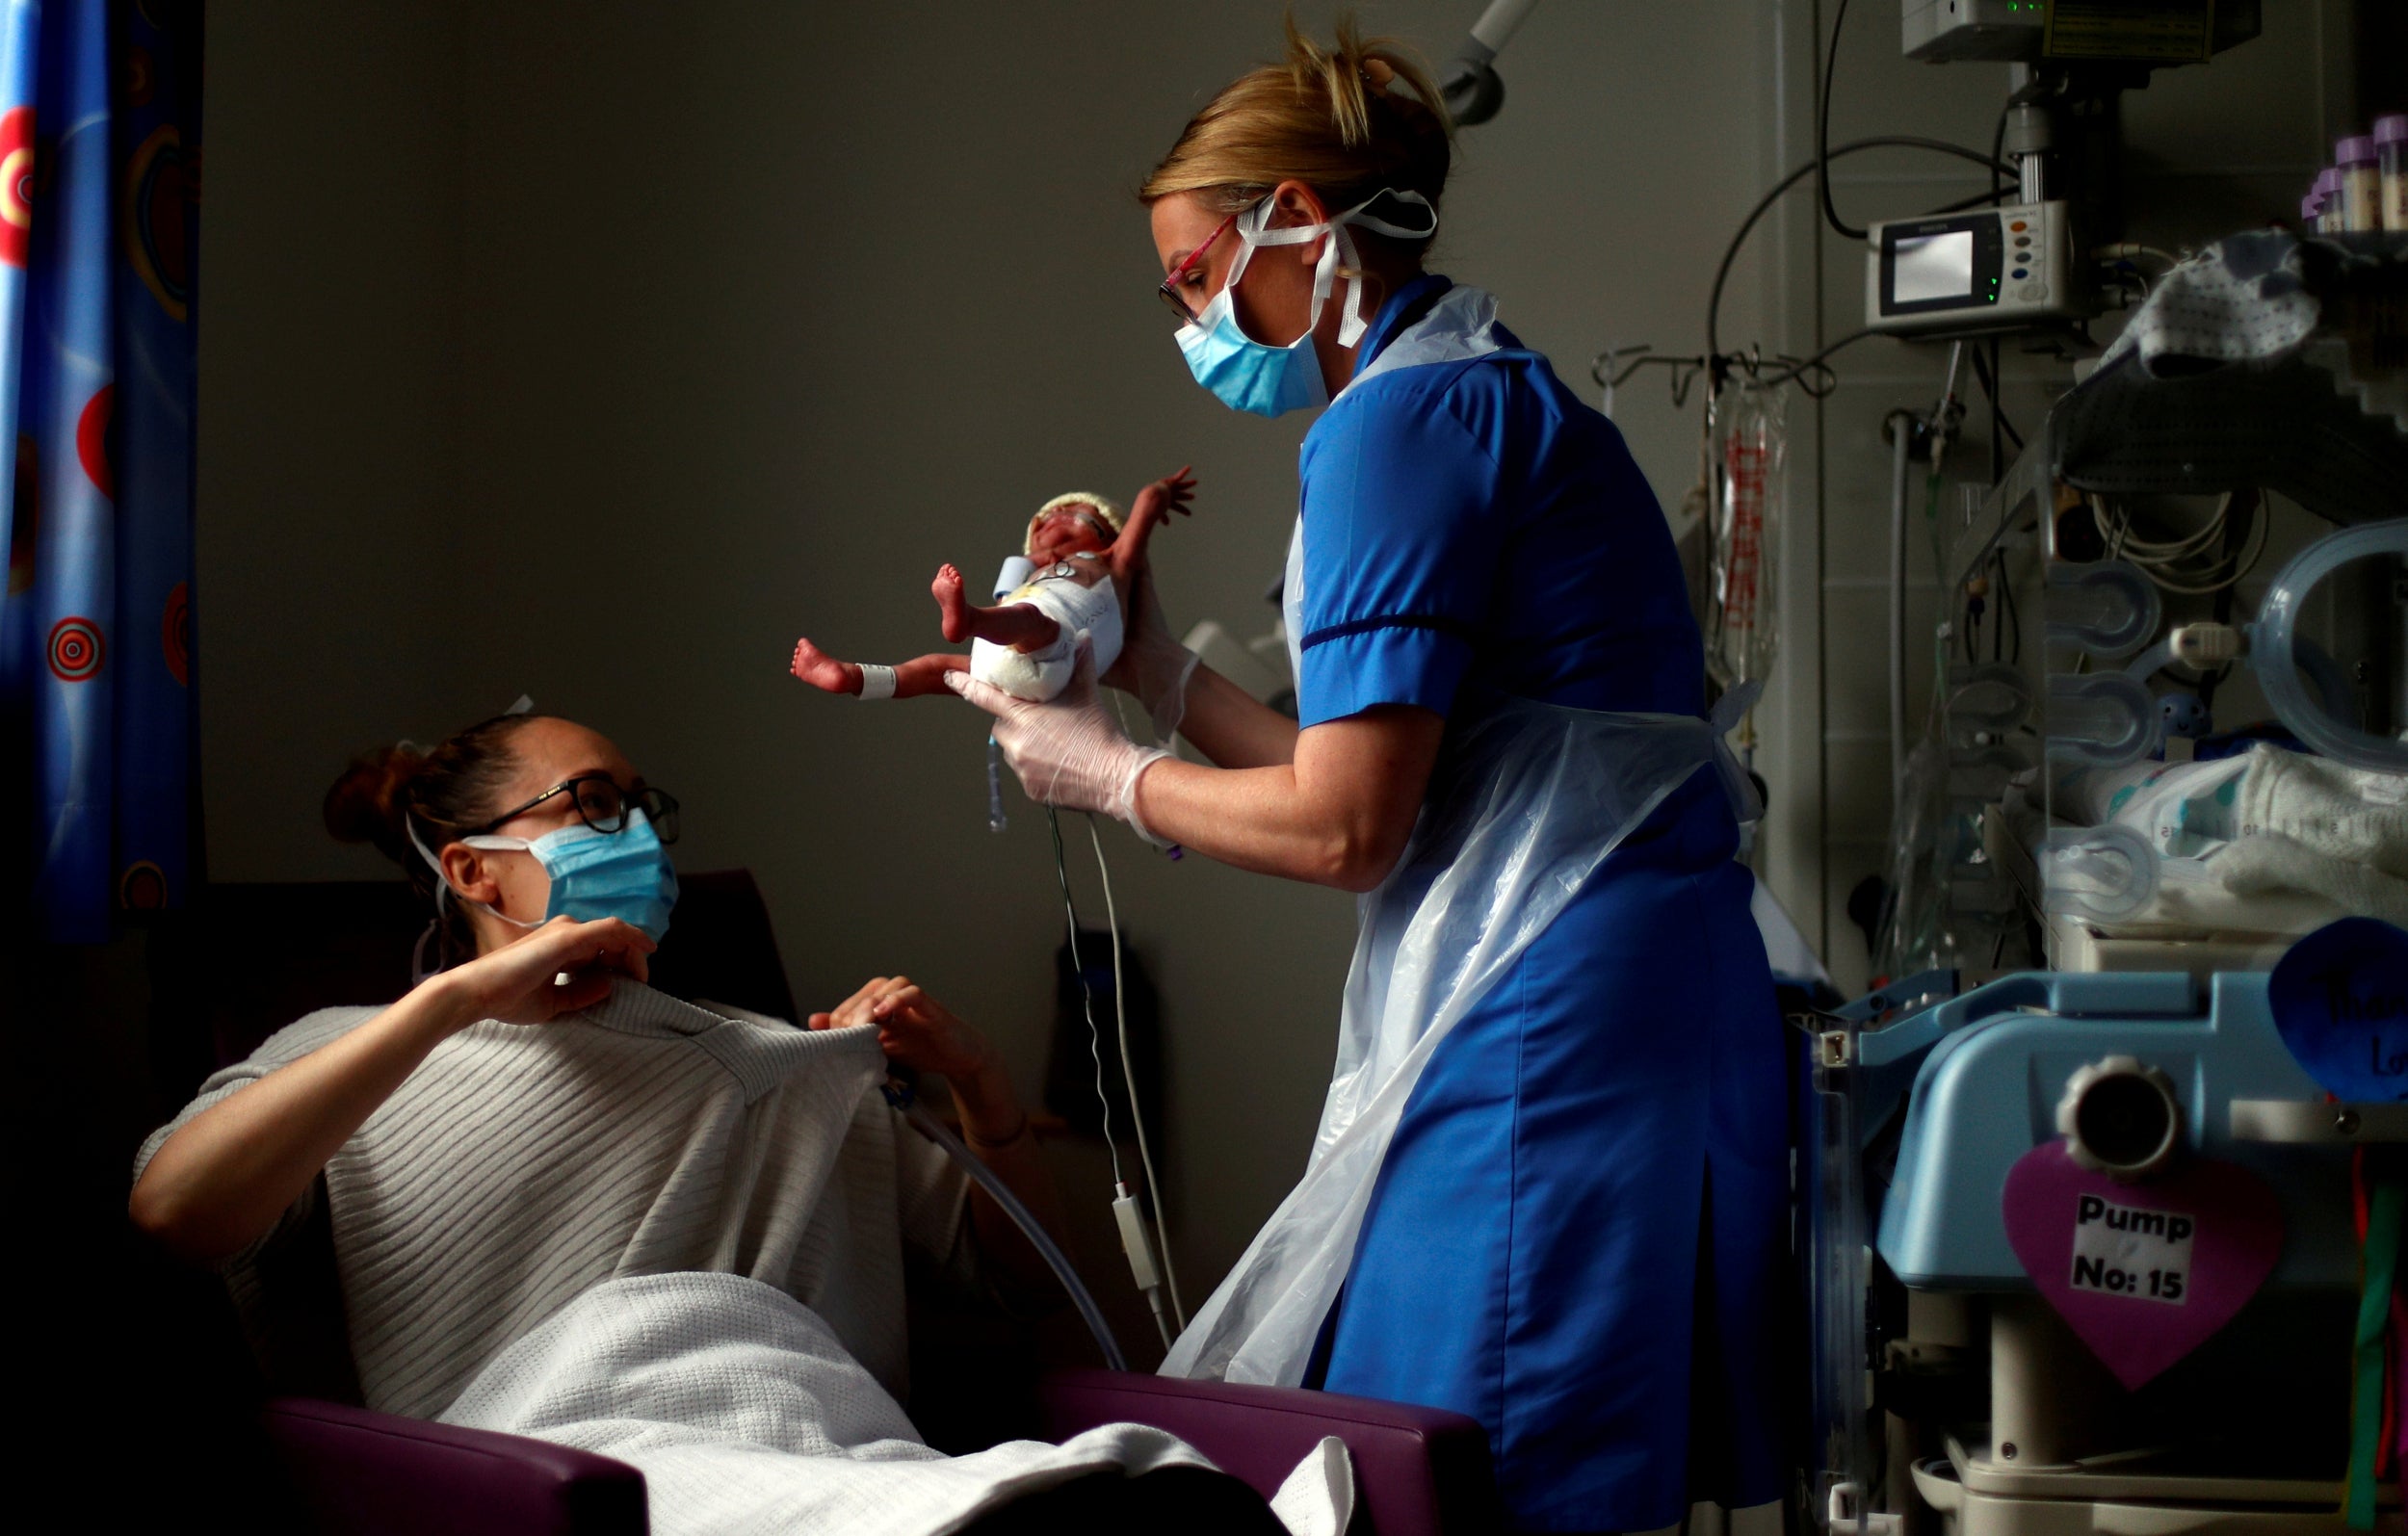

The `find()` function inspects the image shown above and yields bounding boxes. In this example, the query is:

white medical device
[1437,0,1541,125]
[1902,0,2258,65]
[1865,200,2090,338]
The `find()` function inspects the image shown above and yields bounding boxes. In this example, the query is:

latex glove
[1105,560,1202,745]
[947,637,1173,841]
[1096,469,1201,744]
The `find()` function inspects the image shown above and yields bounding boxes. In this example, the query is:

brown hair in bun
[324,713,547,962]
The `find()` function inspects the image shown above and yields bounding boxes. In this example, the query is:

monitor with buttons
[1863,198,2092,338]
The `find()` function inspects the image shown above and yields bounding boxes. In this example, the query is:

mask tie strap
[1330,191,1440,349]
[407,814,539,936]
[1218,188,1443,353]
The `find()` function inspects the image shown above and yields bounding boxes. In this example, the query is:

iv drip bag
[1707,382,1786,691]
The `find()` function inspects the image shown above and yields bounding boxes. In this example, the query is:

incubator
[1806,229,2406,1535]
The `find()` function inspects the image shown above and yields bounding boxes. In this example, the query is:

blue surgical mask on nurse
[1172,190,1438,418]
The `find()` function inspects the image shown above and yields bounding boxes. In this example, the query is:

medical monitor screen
[1878,213,2004,320]
[1893,231,1974,303]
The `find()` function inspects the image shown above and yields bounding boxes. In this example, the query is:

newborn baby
[791,470,1194,702]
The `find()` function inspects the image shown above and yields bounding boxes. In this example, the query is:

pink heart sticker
[2002,1141,2285,1391]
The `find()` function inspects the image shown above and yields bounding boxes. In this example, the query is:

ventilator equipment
[1798,214,2407,1533]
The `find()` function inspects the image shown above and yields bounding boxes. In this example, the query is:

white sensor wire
[1045,810,1125,1190]
[1086,814,1188,1330]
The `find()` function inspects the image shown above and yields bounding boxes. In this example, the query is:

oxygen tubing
[900,1096,1129,1372]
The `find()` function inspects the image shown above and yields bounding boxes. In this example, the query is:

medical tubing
[1889,416,1912,802]
[985,734,1008,834]
[2247,518,2408,770]
[1046,809,1126,1189]
[1086,815,1187,1329]
[1704,139,2016,363]
[901,1098,1128,1373]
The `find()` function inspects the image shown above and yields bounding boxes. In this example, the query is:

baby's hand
[1131,466,1197,524]
[1116,466,1195,569]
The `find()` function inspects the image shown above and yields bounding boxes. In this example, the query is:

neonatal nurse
[951,21,1790,1533]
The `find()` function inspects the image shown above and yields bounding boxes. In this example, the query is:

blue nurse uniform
[1296,276,1791,1532]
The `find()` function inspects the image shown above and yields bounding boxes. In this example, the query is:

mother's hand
[434,916,655,1027]
[812,976,1001,1081]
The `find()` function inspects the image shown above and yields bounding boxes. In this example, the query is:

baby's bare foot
[791,637,862,694]
[932,563,973,643]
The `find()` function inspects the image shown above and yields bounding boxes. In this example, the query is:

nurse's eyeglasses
[1157,210,1241,325]
[476,774,681,845]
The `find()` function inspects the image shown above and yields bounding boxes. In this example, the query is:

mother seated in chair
[127,710,1296,1533]
[132,709,1064,1412]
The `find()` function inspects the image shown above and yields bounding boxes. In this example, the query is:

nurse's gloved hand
[1104,563,1201,745]
[947,638,1173,842]
[1099,469,1201,744]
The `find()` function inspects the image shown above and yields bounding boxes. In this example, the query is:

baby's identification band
[858,664,897,700]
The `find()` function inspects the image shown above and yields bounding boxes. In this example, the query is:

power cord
[1816,0,1865,240]
[1706,137,2019,363]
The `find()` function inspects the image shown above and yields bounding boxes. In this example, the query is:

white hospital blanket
[2055,744,2408,929]
[441,1271,1348,1536]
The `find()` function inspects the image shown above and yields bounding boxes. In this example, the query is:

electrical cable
[1751,326,1880,391]
[1045,807,1176,1354]
[1985,337,2003,484]
[2086,492,2269,595]
[2142,512,2271,596]
[1924,187,2015,215]
[1816,0,1865,240]
[1044,809,1123,1189]
[1705,137,2017,363]
[1991,94,2009,206]
[1968,344,2023,454]
[1084,814,1187,1330]
[1996,546,2021,664]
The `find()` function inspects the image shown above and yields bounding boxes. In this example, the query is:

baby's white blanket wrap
[969,568,1123,702]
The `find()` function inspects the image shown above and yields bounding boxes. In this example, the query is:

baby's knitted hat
[1025,492,1125,557]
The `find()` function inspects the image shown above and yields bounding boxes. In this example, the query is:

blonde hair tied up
[1140,14,1453,233]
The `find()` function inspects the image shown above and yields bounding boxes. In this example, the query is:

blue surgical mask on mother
[1173,189,1438,419]
[453,808,679,940]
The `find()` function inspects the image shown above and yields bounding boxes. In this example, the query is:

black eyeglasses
[475,774,681,845]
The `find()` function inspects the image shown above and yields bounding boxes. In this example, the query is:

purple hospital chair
[183,873,1500,1536]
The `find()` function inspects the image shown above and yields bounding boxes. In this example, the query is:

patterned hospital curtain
[0,0,201,943]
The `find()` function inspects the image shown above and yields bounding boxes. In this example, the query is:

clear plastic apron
[1165,288,1763,1386]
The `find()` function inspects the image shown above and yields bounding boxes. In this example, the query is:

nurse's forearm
[1134,707,1443,892]
[1165,662,1297,769]
[129,978,476,1264]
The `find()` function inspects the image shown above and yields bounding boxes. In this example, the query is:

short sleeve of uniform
[1295,371,1506,726]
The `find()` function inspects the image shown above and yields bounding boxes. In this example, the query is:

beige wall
[197,1,1772,1304]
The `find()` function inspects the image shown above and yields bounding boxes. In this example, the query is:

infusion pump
[1864,199,2094,338]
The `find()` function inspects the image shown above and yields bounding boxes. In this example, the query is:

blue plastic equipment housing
[1872,969,2358,1290]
